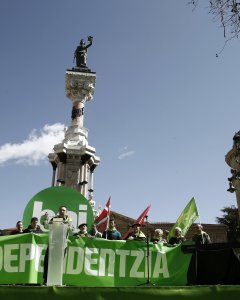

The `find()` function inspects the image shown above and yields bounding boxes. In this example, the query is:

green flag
[167,197,199,240]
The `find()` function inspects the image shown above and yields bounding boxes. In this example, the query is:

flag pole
[196,214,204,244]
[122,204,151,240]
[137,215,154,286]
[105,214,110,240]
[145,215,150,284]
[194,214,201,284]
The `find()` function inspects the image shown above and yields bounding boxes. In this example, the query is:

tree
[190,1,240,54]
[216,205,240,242]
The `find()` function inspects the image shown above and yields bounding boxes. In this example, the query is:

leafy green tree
[216,205,240,242]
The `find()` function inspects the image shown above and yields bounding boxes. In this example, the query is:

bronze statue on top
[73,36,93,72]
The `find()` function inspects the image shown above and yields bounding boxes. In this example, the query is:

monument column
[48,36,100,203]
[89,170,94,199]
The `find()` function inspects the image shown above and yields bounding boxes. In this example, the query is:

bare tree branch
[190,1,240,54]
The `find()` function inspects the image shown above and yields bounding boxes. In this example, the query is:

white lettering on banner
[19,244,35,272]
[35,244,47,272]
[4,244,19,273]
[32,201,55,228]
[3,244,46,273]
[32,201,88,230]
[0,243,170,279]
[129,250,144,278]
[78,204,87,225]
[99,248,115,277]
[116,249,129,277]
[0,246,3,271]
[66,247,84,275]
[67,211,77,230]
[152,251,169,278]
[84,247,99,276]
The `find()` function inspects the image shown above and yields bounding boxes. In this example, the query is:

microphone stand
[138,215,154,286]
[145,215,151,284]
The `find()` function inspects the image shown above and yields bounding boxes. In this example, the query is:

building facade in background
[110,211,228,243]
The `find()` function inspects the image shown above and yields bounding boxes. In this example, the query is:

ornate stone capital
[65,71,96,103]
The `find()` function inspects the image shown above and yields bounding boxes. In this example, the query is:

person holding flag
[102,218,122,240]
[94,197,121,240]
[169,227,186,246]
[123,204,151,240]
[167,197,199,243]
[126,223,146,241]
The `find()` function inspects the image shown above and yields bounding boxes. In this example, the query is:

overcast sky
[0,0,239,229]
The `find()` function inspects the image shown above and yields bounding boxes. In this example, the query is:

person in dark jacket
[23,217,43,233]
[89,223,102,238]
[102,218,122,240]
[169,227,186,246]
[10,221,24,235]
[192,224,211,245]
[74,223,91,237]
[126,223,146,241]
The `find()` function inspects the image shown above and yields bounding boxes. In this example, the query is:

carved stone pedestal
[48,69,100,200]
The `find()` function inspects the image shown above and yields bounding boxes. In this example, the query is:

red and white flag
[123,204,151,240]
[95,196,111,233]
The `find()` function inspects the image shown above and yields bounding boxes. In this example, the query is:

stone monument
[48,36,100,205]
[225,131,240,219]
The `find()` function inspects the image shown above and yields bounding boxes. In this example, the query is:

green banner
[0,234,192,286]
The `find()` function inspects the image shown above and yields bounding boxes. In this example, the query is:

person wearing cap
[168,227,186,246]
[74,223,91,237]
[89,223,102,238]
[192,224,211,245]
[126,223,146,241]
[102,218,122,240]
[151,228,167,244]
[23,217,43,233]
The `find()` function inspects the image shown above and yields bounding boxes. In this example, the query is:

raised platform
[1,285,240,300]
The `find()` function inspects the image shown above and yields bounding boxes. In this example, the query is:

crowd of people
[1,205,212,285]
[2,205,211,246]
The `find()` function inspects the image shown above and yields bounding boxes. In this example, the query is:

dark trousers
[43,247,49,284]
